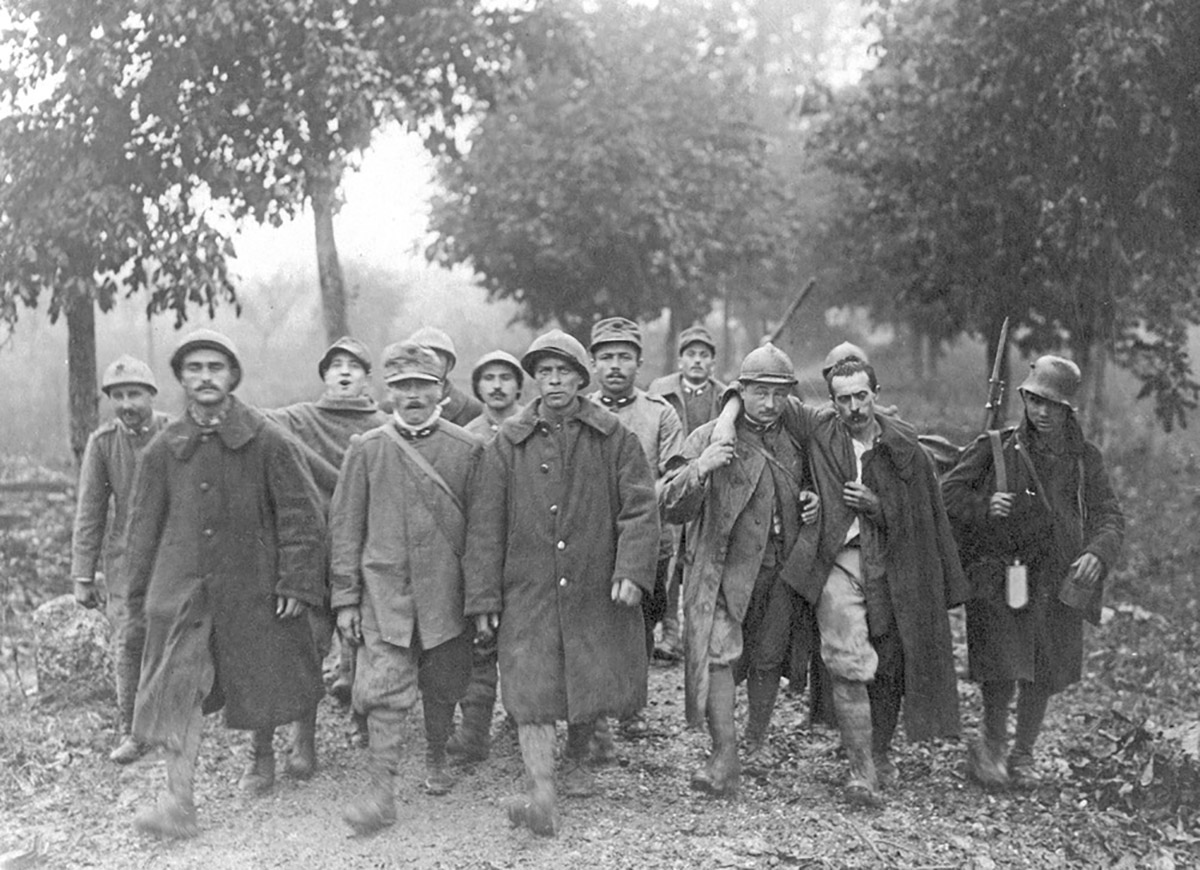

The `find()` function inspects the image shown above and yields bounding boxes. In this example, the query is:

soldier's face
[592,342,641,397]
[533,358,582,411]
[323,352,369,400]
[180,349,235,408]
[388,378,443,426]
[738,381,791,427]
[477,363,520,412]
[830,371,878,436]
[1021,390,1069,436]
[107,384,155,429]
[679,343,715,384]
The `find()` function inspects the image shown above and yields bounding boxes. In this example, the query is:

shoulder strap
[988,429,1007,492]
[381,424,466,516]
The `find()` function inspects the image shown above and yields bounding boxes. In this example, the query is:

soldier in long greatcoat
[125,330,326,839]
[464,329,659,837]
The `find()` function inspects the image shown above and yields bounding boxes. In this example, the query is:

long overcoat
[125,397,327,737]
[776,399,968,741]
[463,397,659,725]
[941,417,1123,692]
[660,419,795,726]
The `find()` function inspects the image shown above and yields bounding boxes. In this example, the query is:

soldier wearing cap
[649,324,728,661]
[444,350,526,764]
[464,329,659,836]
[588,317,683,690]
[125,329,327,839]
[661,343,819,795]
[407,326,484,427]
[714,352,967,806]
[71,354,170,765]
[329,341,482,834]
[944,355,1123,790]
[256,336,389,779]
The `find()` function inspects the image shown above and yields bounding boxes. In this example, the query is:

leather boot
[691,665,739,796]
[110,632,147,764]
[589,717,617,765]
[832,679,881,808]
[742,668,781,775]
[343,710,401,835]
[284,706,318,780]
[134,707,201,839]
[1009,682,1050,789]
[560,722,597,797]
[237,727,276,794]
[503,724,560,836]
[446,696,494,764]
[869,677,902,789]
[423,700,455,795]
[968,680,1011,789]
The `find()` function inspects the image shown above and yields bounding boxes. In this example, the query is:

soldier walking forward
[660,344,819,795]
[943,356,1123,789]
[71,355,169,764]
[125,330,327,839]
[464,330,659,836]
[329,342,482,834]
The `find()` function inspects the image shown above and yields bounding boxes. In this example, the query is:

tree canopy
[817,0,1200,429]
[427,0,803,343]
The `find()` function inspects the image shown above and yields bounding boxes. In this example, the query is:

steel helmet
[170,328,242,391]
[318,336,372,379]
[521,330,591,389]
[821,341,869,378]
[101,355,158,395]
[737,343,797,386]
[407,326,458,374]
[1019,355,1081,408]
[471,350,524,400]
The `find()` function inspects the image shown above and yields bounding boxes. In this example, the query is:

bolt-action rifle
[981,316,1011,431]
[764,278,817,345]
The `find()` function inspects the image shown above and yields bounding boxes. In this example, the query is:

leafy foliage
[427,0,802,338]
[817,0,1200,429]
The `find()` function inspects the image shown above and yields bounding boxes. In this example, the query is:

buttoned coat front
[463,398,660,725]
[328,420,482,650]
[124,397,327,735]
[660,419,785,726]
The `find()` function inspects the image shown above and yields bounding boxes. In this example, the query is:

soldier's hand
[697,441,736,477]
[611,578,643,608]
[799,490,820,525]
[988,492,1015,518]
[276,596,306,619]
[337,606,363,645]
[1069,552,1102,586]
[842,481,880,515]
[73,578,102,609]
[475,612,500,643]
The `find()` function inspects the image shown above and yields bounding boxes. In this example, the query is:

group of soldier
[70,316,1123,841]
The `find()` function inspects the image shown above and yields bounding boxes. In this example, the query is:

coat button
[203,528,214,537]
[549,504,558,514]
[559,577,568,586]
[540,463,550,473]
[200,482,210,492]
[557,540,565,550]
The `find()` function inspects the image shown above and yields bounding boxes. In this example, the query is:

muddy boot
[869,678,902,790]
[742,668,781,775]
[968,680,1012,790]
[111,634,148,764]
[832,679,881,808]
[655,616,683,662]
[423,700,455,795]
[560,722,597,798]
[135,709,202,840]
[343,710,401,835]
[446,698,493,764]
[110,734,149,765]
[589,717,617,766]
[691,665,740,796]
[1008,682,1050,790]
[284,706,318,780]
[503,723,560,836]
[237,727,276,795]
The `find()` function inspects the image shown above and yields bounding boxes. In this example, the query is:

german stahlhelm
[1019,355,1081,409]
[102,355,158,395]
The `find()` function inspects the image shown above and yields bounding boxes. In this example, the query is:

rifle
[765,278,817,345]
[981,316,1011,431]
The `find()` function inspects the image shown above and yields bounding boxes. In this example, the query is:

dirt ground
[2,640,1191,870]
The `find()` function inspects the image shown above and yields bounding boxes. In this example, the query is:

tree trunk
[311,169,349,343]
[66,294,98,466]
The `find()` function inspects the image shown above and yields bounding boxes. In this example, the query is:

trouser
[981,679,1053,756]
[816,548,878,683]
[108,585,145,736]
[641,557,672,658]
[458,630,500,721]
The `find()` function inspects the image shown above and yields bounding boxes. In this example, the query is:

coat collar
[870,412,921,479]
[314,394,381,414]
[165,395,264,460]
[503,396,619,444]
